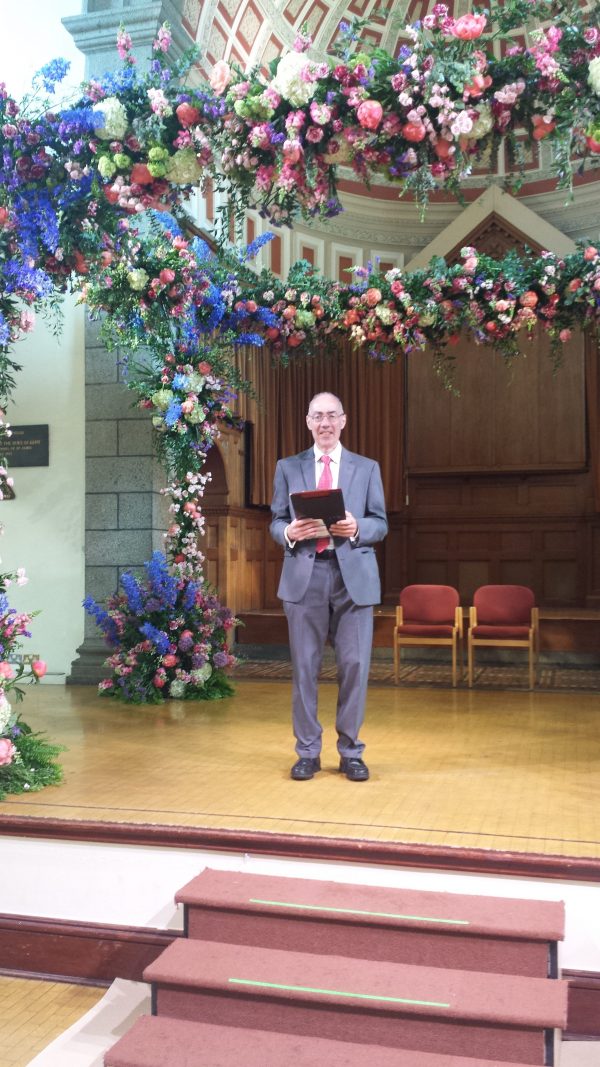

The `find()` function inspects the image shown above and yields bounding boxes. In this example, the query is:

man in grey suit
[270,392,388,782]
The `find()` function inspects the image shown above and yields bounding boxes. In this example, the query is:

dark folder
[290,488,346,527]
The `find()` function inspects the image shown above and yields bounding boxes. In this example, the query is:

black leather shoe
[339,757,369,781]
[291,757,321,780]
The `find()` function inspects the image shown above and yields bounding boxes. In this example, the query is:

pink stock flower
[209,61,232,95]
[0,738,16,766]
[450,13,487,40]
[356,99,384,131]
[153,25,172,53]
[31,660,47,678]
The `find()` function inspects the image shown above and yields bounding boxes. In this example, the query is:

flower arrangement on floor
[83,552,237,704]
[0,567,62,801]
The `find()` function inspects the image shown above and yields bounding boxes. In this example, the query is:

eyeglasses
[308,411,344,423]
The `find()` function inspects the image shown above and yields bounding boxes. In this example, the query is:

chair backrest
[400,584,460,624]
[473,585,535,626]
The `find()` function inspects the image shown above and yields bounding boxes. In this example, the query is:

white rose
[271,52,317,106]
[93,97,129,140]
[588,56,600,94]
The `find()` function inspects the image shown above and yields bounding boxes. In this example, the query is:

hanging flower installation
[0,5,598,710]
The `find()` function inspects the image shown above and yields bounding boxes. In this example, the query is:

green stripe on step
[248,898,470,926]
[228,977,450,1008]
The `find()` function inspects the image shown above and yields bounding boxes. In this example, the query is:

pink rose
[0,738,16,766]
[0,661,15,680]
[153,673,167,688]
[162,653,178,667]
[450,13,487,40]
[356,100,383,131]
[282,139,302,163]
[584,246,598,261]
[209,61,232,95]
[559,329,572,343]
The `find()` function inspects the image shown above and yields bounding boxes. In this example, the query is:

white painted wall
[0,3,87,678]
[2,299,86,677]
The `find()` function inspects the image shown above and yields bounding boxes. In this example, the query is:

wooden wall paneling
[537,333,586,467]
[406,355,454,471]
[590,521,600,607]
[407,332,585,476]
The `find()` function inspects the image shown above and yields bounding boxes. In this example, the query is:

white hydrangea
[271,52,317,106]
[166,148,203,185]
[465,103,493,140]
[0,691,11,733]
[589,57,600,94]
[168,679,186,698]
[191,664,212,685]
[127,268,149,291]
[93,97,129,140]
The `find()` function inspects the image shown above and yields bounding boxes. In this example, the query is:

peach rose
[130,163,154,185]
[31,660,47,678]
[209,60,232,95]
[584,246,598,260]
[176,102,201,128]
[450,14,487,40]
[0,738,16,766]
[401,121,427,143]
[364,287,382,307]
[532,115,555,141]
[356,100,383,131]
[519,290,538,308]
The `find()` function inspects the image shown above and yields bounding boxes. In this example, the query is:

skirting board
[0,913,598,1039]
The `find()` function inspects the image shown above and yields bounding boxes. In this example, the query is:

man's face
[306,393,346,453]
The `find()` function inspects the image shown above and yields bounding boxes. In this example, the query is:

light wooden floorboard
[1,682,599,858]
[0,976,105,1066]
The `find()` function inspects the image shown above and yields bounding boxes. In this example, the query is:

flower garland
[0,567,62,800]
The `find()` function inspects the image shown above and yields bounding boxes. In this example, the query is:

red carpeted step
[143,938,567,1064]
[103,1014,552,1067]
[175,869,564,978]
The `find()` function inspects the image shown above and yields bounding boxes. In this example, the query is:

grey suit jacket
[270,447,388,606]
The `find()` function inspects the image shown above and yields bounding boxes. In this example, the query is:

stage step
[143,938,567,1064]
[175,869,564,978]
[104,1014,551,1067]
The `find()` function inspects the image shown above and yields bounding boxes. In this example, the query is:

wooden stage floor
[1,679,599,867]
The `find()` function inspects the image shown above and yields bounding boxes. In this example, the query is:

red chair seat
[471,625,530,640]
[399,624,456,638]
[468,585,539,689]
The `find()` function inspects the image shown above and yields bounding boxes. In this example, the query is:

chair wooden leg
[468,636,473,688]
[529,643,534,690]
[393,638,398,685]
[451,640,457,688]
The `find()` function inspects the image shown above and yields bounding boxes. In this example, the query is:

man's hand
[329,510,358,539]
[286,517,329,542]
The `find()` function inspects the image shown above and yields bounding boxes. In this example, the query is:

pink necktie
[316,454,332,554]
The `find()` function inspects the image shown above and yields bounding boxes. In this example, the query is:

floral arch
[1,0,600,791]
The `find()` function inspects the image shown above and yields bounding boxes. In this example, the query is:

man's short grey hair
[307,392,344,415]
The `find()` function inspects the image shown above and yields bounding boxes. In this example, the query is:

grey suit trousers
[283,555,373,759]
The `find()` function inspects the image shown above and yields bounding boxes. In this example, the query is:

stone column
[64,0,192,683]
